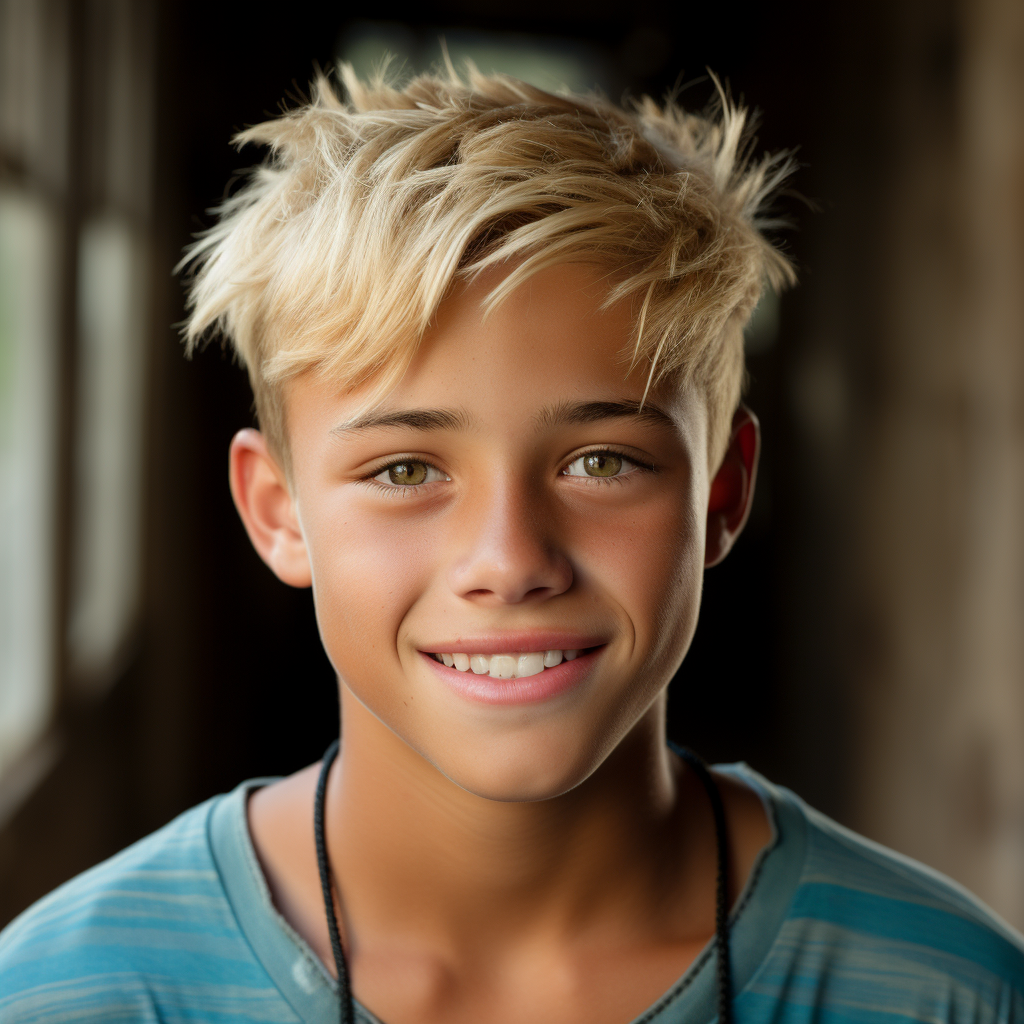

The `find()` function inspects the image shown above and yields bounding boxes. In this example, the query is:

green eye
[583,453,622,477]
[387,461,428,485]
[564,451,638,479]
[371,460,449,488]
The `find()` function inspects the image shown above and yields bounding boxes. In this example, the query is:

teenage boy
[2,66,1022,1024]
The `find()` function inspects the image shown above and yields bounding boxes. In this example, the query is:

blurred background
[1,0,1022,931]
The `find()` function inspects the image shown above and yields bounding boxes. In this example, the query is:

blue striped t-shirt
[1,764,1022,1022]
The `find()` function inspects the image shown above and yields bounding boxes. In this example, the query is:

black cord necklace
[674,746,734,1024]
[313,739,732,1024]
[314,740,356,1024]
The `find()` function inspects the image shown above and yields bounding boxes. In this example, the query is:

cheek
[575,487,705,657]
[303,498,437,675]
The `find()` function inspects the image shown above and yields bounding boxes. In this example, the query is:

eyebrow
[534,399,676,431]
[330,407,472,435]
[330,399,676,436]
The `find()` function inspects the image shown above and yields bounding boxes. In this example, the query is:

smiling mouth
[428,648,601,679]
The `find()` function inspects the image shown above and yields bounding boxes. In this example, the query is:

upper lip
[420,632,607,655]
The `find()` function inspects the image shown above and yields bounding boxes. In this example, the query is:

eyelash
[364,457,449,497]
[561,447,654,483]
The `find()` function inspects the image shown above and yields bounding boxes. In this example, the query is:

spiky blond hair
[181,63,795,469]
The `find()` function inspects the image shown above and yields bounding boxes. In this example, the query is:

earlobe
[228,429,312,587]
[704,407,760,568]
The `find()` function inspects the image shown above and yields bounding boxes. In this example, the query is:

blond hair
[180,63,795,468]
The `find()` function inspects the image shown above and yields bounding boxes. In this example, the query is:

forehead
[287,263,706,450]
[414,262,632,379]
[384,263,686,416]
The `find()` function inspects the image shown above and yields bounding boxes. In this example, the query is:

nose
[446,478,573,606]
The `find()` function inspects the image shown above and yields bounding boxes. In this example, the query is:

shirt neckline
[207,762,807,1024]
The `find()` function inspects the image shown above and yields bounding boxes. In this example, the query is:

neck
[327,690,707,955]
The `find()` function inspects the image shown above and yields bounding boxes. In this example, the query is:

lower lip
[421,648,603,705]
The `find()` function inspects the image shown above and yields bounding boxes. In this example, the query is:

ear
[704,406,760,568]
[228,429,312,587]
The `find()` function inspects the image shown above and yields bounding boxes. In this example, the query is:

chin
[429,732,612,804]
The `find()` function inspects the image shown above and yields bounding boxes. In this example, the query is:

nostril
[462,582,566,604]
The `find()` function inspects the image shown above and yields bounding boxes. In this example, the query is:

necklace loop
[313,739,732,1024]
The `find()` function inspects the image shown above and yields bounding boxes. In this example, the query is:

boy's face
[238,264,731,801]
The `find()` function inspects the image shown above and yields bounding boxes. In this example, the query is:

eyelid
[563,445,653,468]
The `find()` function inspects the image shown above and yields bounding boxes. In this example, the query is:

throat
[320,699,686,946]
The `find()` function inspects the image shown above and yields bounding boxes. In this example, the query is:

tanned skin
[234,263,771,1024]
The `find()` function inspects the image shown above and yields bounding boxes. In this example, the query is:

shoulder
[795,792,1024,980]
[0,793,290,1023]
[738,768,1024,1022]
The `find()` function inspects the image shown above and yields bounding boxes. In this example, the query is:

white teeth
[517,653,545,677]
[436,648,588,678]
[489,655,517,679]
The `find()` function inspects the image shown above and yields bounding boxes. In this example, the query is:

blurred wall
[0,0,1021,934]
[847,0,1024,925]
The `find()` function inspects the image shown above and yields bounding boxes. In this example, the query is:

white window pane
[0,189,59,778]
[67,214,146,687]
